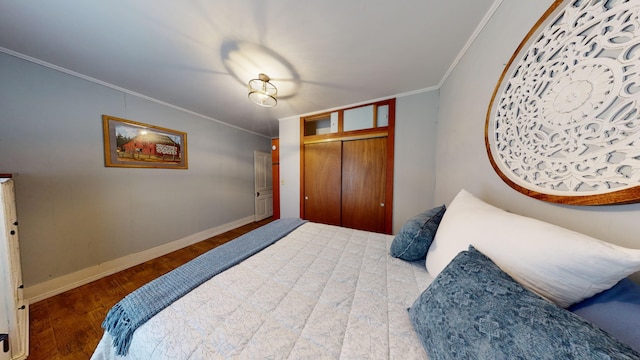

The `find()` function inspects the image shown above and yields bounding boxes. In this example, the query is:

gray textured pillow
[390,205,445,261]
[409,246,640,360]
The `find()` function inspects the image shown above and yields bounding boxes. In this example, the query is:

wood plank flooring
[27,217,274,360]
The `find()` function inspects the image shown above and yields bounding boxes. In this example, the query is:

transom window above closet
[302,99,394,143]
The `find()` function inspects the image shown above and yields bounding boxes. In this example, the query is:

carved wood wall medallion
[486,0,640,205]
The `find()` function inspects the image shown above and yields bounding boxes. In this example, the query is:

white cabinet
[0,178,27,360]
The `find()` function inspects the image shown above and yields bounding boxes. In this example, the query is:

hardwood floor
[27,217,275,360]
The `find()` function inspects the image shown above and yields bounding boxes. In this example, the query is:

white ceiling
[0,0,499,138]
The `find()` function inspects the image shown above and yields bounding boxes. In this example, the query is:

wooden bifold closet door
[303,141,342,226]
[303,137,387,233]
[341,137,386,233]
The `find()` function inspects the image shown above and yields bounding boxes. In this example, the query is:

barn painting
[102,115,188,169]
[119,132,181,162]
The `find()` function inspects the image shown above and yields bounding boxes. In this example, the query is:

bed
[92,189,640,359]
[91,218,433,359]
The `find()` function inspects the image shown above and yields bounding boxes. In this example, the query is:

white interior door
[254,151,273,221]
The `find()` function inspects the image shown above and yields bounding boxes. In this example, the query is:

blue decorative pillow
[569,277,640,352]
[409,246,640,360]
[390,205,445,261]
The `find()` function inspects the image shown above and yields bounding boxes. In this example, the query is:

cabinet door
[303,142,342,225]
[0,179,26,360]
[341,137,387,233]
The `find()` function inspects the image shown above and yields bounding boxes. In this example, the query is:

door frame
[299,99,395,234]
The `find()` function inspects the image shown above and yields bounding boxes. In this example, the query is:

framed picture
[102,115,188,169]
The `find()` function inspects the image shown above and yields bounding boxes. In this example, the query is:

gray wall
[0,52,271,287]
[392,91,439,233]
[435,0,640,252]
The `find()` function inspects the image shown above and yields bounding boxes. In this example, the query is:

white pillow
[425,189,640,308]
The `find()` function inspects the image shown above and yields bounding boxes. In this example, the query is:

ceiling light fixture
[248,73,277,108]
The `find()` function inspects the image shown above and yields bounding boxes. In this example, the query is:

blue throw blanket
[102,217,307,356]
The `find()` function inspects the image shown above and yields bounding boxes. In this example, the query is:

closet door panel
[303,142,342,225]
[341,137,386,232]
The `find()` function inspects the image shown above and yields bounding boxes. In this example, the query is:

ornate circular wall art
[486,0,640,205]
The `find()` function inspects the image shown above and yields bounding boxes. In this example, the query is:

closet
[300,99,394,234]
[0,176,27,360]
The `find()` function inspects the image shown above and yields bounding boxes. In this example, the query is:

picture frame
[102,115,188,169]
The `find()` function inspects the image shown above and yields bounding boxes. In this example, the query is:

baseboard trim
[25,215,255,304]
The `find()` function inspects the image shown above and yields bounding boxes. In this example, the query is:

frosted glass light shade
[248,73,277,108]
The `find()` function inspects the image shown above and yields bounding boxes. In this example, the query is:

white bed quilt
[91,222,433,359]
